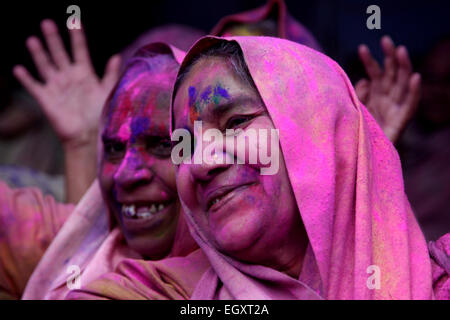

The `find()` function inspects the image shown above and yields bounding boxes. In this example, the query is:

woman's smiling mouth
[206,182,256,213]
[122,202,169,219]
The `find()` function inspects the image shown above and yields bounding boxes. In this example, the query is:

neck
[273,229,308,278]
[253,220,309,279]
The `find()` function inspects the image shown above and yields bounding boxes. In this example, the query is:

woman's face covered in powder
[173,55,308,274]
[99,60,180,259]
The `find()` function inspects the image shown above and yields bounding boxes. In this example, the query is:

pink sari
[0,181,73,299]
[173,36,435,299]
[21,43,199,300]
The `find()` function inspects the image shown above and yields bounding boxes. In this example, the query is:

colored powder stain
[213,84,230,104]
[189,107,200,124]
[200,85,212,104]
[117,119,132,141]
[188,86,197,108]
[158,122,167,134]
[156,91,171,110]
[188,86,201,123]
[102,163,115,176]
[130,117,150,143]
[246,195,256,204]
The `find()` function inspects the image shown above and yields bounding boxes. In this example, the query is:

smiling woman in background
[1,42,207,300]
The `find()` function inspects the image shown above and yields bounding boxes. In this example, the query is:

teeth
[122,203,168,219]
[122,204,136,218]
[137,211,152,219]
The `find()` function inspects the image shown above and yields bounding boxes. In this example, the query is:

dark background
[1,0,449,86]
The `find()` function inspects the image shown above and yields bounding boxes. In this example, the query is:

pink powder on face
[117,118,132,141]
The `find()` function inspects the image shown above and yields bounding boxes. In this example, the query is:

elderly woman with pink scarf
[70,35,448,300]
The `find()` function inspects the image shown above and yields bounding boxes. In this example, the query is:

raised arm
[13,19,121,203]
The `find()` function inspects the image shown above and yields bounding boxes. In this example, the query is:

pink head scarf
[22,43,198,300]
[170,36,434,299]
[211,0,322,52]
[120,24,206,71]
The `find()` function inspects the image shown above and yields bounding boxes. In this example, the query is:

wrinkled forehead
[103,72,173,135]
[173,55,249,125]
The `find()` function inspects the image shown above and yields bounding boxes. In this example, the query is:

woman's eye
[104,141,126,159]
[225,115,253,129]
[147,137,172,157]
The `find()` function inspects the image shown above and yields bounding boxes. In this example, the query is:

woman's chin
[128,236,172,259]
[212,219,263,256]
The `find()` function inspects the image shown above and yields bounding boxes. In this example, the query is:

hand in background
[13,19,120,145]
[355,35,421,144]
[13,20,121,203]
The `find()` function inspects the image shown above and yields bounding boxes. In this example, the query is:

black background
[1,0,449,87]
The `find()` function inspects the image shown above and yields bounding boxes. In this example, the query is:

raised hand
[355,36,421,144]
[13,19,121,203]
[13,19,121,145]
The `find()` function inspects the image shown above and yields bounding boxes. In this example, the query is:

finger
[389,73,421,143]
[102,54,122,89]
[397,45,412,72]
[381,35,396,90]
[355,78,370,104]
[13,65,44,98]
[391,46,412,103]
[41,19,71,68]
[358,44,382,80]
[69,25,92,67]
[26,36,57,81]
[402,73,421,120]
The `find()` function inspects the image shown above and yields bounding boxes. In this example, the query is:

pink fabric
[120,25,206,69]
[22,43,198,300]
[0,181,73,299]
[211,0,322,52]
[429,233,450,300]
[172,36,434,299]
[65,248,209,300]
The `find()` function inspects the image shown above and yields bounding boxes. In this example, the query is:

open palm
[356,36,421,144]
[13,20,121,144]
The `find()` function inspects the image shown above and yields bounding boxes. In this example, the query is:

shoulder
[429,233,450,300]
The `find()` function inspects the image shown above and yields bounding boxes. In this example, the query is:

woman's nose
[114,148,154,190]
[189,138,232,182]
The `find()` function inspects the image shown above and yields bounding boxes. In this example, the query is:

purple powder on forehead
[130,116,150,143]
[214,85,230,100]
[201,86,213,103]
[188,86,197,107]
